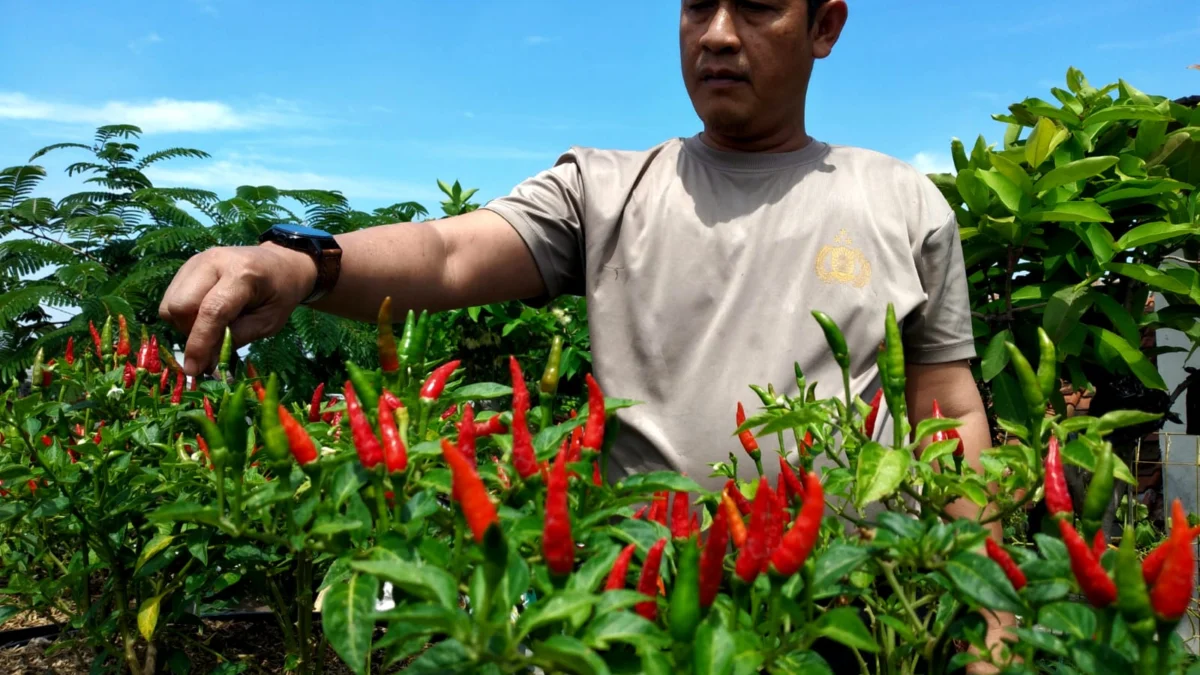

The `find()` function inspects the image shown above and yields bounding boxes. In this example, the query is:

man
[159,0,1010,669]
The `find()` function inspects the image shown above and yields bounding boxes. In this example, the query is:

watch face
[273,224,332,239]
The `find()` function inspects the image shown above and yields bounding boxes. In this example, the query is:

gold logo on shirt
[816,230,871,288]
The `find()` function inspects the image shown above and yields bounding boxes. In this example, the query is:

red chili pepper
[1150,499,1198,621]
[582,374,606,452]
[700,503,730,608]
[636,538,667,620]
[722,492,748,548]
[569,410,583,460]
[650,490,670,526]
[735,478,773,583]
[136,337,148,370]
[158,367,169,394]
[378,392,408,473]
[146,335,161,374]
[690,512,700,536]
[308,383,325,423]
[65,336,75,367]
[724,480,751,514]
[92,421,105,445]
[1059,518,1116,608]
[197,435,212,468]
[89,321,103,360]
[493,458,511,489]
[41,360,53,388]
[116,315,130,357]
[344,381,383,469]
[864,388,883,438]
[170,370,184,404]
[279,405,318,465]
[1144,539,1171,586]
[606,543,638,591]
[441,403,458,420]
[471,415,507,437]
[458,404,477,470]
[930,400,964,457]
[1044,435,1073,518]
[246,361,266,402]
[441,437,498,543]
[543,447,574,577]
[122,361,135,388]
[381,389,403,412]
[799,430,813,457]
[420,360,461,402]
[632,505,650,520]
[770,470,825,576]
[736,402,760,460]
[330,411,343,440]
[508,356,539,480]
[985,538,1027,591]
[204,396,216,422]
[41,435,52,447]
[1092,529,1107,562]
[27,479,38,494]
[671,491,691,540]
[764,479,785,560]
[592,460,603,487]
[778,457,805,503]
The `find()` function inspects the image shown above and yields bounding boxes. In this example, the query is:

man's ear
[810,0,848,60]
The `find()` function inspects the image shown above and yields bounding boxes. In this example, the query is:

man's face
[679,0,839,144]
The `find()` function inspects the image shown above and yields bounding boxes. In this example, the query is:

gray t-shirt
[483,134,975,495]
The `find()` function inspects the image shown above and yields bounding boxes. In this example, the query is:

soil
[0,614,416,675]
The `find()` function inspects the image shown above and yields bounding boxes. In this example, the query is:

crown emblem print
[815,229,871,288]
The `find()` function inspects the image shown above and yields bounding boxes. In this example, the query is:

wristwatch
[258,224,342,304]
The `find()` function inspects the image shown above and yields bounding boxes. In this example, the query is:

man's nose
[698,5,741,53]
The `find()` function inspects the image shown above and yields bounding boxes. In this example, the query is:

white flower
[107,386,124,400]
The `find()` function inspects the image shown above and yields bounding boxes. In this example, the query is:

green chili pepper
[538,335,564,430]
[100,316,113,358]
[749,384,775,407]
[883,304,906,393]
[668,535,702,642]
[1036,327,1058,403]
[1082,442,1115,540]
[30,348,45,390]
[1004,342,1046,420]
[411,310,431,373]
[396,308,417,388]
[812,310,850,372]
[189,411,229,472]
[346,360,380,412]
[793,362,806,395]
[217,327,233,376]
[1115,526,1156,644]
[219,383,249,469]
[261,373,289,465]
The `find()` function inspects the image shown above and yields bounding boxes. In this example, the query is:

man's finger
[182,275,253,376]
[161,258,221,338]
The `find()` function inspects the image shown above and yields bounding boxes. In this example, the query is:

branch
[1163,255,1200,266]
[5,221,107,269]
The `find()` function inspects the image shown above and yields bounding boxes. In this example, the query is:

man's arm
[906,359,1015,672]
[159,209,543,377]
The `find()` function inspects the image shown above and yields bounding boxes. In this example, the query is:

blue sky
[2,0,1198,215]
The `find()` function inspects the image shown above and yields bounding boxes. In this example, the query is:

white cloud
[145,160,439,202]
[0,92,311,134]
[909,151,955,175]
[128,32,162,53]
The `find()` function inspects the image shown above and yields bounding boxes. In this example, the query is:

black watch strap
[258,226,343,305]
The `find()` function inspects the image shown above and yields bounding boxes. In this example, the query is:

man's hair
[807,0,828,25]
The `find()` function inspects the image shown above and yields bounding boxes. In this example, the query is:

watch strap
[302,242,342,305]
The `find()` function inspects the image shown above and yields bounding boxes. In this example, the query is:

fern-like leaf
[136,147,211,170]
[28,143,91,162]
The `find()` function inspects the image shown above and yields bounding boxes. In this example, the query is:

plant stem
[299,553,315,675]
[881,562,930,643]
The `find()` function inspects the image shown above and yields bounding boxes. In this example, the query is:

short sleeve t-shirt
[482,134,975,495]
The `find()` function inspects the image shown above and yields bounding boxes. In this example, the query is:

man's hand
[159,243,317,377]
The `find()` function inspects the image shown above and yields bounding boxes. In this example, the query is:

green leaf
[405,639,470,674]
[582,611,671,651]
[1082,105,1173,126]
[1026,117,1069,168]
[148,502,221,527]
[516,590,596,639]
[1034,156,1119,193]
[977,169,1026,214]
[1092,328,1167,390]
[1038,602,1096,640]
[1114,221,1199,251]
[616,471,704,496]
[956,170,991,214]
[569,544,622,594]
[922,439,964,465]
[812,544,872,599]
[854,442,910,509]
[755,408,823,436]
[1095,178,1192,204]
[981,330,1013,382]
[1090,293,1141,347]
[447,382,512,402]
[812,607,879,653]
[1043,285,1094,343]
[532,635,611,675]
[943,553,1026,615]
[693,619,736,675]
[138,594,164,641]
[1076,223,1115,263]
[912,418,963,444]
[1025,201,1112,223]
[135,534,176,573]
[0,605,19,624]
[350,560,458,608]
[989,153,1034,195]
[1105,262,1193,296]
[321,572,380,675]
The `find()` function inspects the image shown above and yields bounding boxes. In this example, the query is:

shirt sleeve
[903,211,978,364]
[480,152,587,300]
